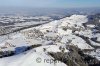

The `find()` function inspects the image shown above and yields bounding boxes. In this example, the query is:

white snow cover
[86,49,100,60]
[95,34,100,42]
[35,45,69,53]
[34,15,93,49]
[0,15,95,50]
[60,15,88,27]
[97,37,100,42]
[0,49,67,66]
[61,35,93,49]
[0,14,100,65]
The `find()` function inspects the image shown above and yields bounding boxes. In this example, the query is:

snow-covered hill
[0,14,100,66]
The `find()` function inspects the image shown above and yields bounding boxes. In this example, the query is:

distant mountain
[0,7,100,16]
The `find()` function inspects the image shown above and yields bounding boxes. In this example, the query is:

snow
[36,20,61,33]
[6,38,29,47]
[11,33,25,39]
[78,30,93,38]
[57,28,72,35]
[87,24,95,28]
[97,37,100,42]
[1,47,15,51]
[25,39,43,45]
[89,39,100,46]
[44,32,58,38]
[61,36,69,44]
[0,15,94,50]
[35,45,69,53]
[0,49,67,66]
[0,14,99,65]
[62,34,93,49]
[94,34,100,42]
[60,15,88,27]
[0,35,8,43]
[86,49,100,60]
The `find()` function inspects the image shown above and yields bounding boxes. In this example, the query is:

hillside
[0,15,100,66]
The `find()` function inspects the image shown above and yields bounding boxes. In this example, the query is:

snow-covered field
[0,14,100,66]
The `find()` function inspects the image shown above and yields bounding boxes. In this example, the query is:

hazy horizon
[0,0,100,8]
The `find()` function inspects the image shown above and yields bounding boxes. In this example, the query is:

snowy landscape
[0,0,100,66]
[0,14,100,66]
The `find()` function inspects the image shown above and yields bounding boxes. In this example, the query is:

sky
[0,0,100,8]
